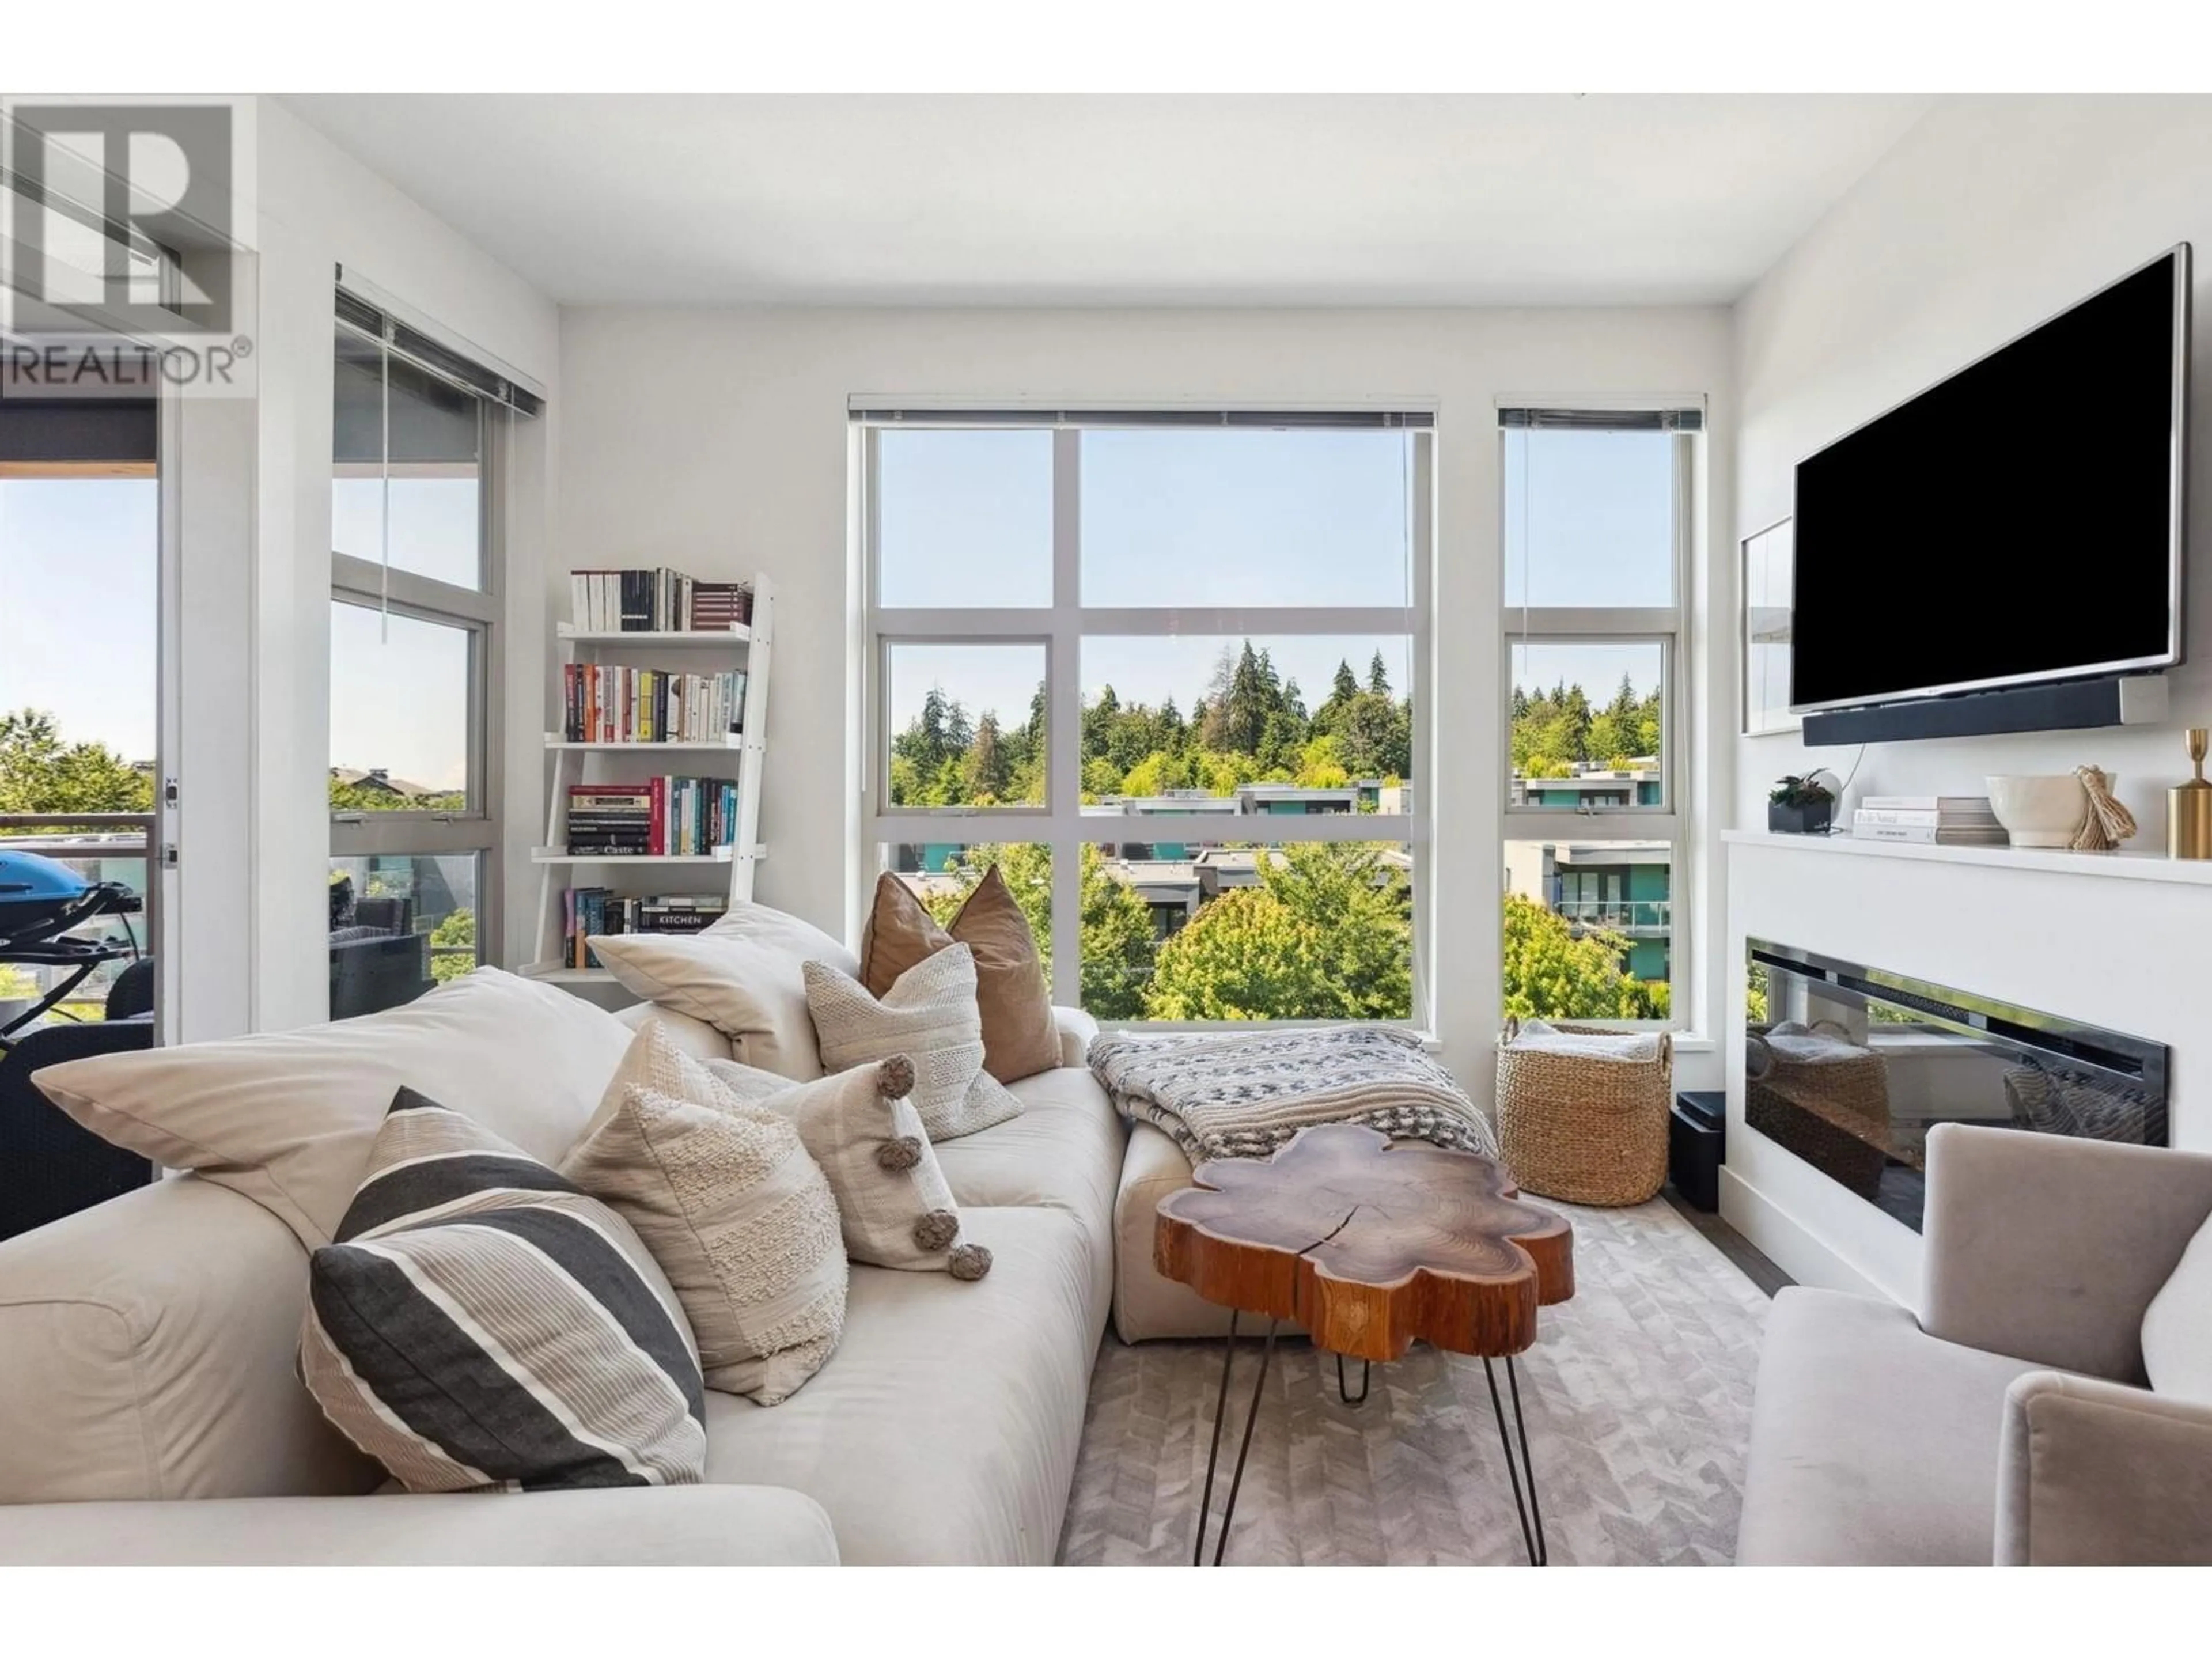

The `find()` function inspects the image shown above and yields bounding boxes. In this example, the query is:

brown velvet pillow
[862,867,1060,1084]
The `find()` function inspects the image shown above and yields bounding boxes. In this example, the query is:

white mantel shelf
[1725,828,2212,889]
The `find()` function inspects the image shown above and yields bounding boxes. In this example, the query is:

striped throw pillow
[301,1086,707,1493]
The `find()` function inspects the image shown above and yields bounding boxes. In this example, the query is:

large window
[328,292,534,1015]
[1501,408,1697,1028]
[862,414,1430,1027]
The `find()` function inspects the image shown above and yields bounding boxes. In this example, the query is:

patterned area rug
[1057,1196,1770,1566]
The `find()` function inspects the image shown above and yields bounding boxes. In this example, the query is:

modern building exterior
[1503,837,1672,983]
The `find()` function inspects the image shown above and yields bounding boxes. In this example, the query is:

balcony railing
[1553,896,1671,935]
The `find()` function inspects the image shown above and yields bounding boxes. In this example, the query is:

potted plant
[1768,773,1836,835]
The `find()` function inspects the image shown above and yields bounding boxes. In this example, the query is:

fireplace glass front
[1744,940,2169,1231]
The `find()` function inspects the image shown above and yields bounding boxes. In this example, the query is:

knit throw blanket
[1087,1025,1497,1164]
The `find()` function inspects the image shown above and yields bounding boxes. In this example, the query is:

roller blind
[849,406,1433,430]
[1498,407,1703,433]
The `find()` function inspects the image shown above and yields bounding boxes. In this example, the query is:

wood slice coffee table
[1154,1122,1575,1565]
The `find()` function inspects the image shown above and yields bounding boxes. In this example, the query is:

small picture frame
[1741,516,1798,736]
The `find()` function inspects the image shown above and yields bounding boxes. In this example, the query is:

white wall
[556,305,1733,1086]
[223,99,560,1031]
[1734,95,2212,832]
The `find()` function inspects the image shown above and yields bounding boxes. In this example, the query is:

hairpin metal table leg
[1336,1353,1370,1406]
[1483,1354,1548,1565]
[1192,1313,1279,1566]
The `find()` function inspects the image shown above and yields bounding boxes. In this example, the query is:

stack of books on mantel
[1851,794,2008,846]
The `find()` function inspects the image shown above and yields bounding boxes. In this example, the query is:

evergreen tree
[962,710,1012,802]
[1368,651,1391,695]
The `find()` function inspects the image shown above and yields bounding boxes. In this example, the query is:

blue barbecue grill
[0,849,144,1046]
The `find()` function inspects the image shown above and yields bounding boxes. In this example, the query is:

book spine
[1854,809,1942,827]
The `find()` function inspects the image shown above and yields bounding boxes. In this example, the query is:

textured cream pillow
[559,1021,848,1405]
[710,1055,991,1278]
[592,921,849,1080]
[802,944,1022,1142]
[31,968,634,1248]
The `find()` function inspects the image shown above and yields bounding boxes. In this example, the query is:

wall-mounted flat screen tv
[1791,246,2189,713]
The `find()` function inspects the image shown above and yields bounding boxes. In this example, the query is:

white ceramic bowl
[1986,774,2094,848]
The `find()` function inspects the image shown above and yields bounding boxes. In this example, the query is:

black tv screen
[1791,248,2187,712]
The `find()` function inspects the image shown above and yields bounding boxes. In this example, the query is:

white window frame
[327,306,507,972]
[859,415,1434,1029]
[1499,410,1697,1029]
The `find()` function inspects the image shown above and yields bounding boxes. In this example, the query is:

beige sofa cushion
[31,968,632,1248]
[933,1065,1126,1317]
[0,1175,377,1504]
[593,901,858,1080]
[2142,1210,2212,1403]
[701,1205,1101,1565]
[562,1024,847,1404]
[1109,1121,1291,1343]
[804,946,1021,1141]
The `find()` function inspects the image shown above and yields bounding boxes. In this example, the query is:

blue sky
[0,479,160,763]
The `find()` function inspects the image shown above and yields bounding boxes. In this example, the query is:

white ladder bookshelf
[520,574,774,986]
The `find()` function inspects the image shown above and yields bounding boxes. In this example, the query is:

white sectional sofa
[0,987,1133,1566]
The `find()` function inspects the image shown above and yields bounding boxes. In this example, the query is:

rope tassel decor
[2071,765,2138,851]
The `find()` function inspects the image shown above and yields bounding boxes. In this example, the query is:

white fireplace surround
[1725,830,2210,1304]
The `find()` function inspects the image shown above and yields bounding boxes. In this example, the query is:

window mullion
[1048,427,1082,1007]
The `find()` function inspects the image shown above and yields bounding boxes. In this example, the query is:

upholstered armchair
[1738,1122,2212,1565]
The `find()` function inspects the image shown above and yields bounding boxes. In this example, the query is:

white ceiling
[281,94,1934,308]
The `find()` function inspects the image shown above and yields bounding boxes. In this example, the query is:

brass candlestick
[2171,729,2212,859]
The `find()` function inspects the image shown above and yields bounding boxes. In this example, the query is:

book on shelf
[1851,815,2009,846]
[562,664,747,743]
[562,888,731,968]
[569,568,754,633]
[1853,805,2000,827]
[563,777,741,857]
[1859,795,1999,815]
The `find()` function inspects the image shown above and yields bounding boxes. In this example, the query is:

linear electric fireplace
[1744,940,2170,1231]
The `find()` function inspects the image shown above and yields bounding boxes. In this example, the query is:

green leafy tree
[1143,887,1326,1021]
[1295,734,1350,789]
[1120,748,1197,798]
[0,709,153,822]
[1143,843,1411,1021]
[1502,891,1640,1020]
[429,907,477,983]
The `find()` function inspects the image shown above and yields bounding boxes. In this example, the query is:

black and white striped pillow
[301,1086,706,1493]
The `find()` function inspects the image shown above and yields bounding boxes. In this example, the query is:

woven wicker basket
[1495,1018,1673,1206]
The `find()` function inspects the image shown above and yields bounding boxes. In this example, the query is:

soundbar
[1802,672,2170,747]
